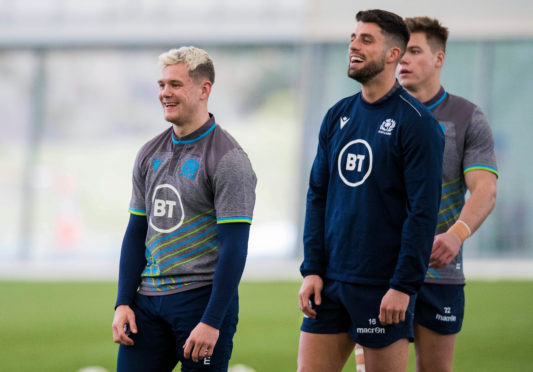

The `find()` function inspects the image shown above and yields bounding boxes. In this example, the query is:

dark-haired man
[398,17,498,372]
[297,9,444,372]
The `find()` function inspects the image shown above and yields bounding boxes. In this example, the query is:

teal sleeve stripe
[217,216,252,224]
[129,207,147,216]
[464,165,499,177]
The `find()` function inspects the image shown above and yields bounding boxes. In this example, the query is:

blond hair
[158,46,215,84]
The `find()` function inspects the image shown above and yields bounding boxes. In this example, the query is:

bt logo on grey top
[150,184,185,233]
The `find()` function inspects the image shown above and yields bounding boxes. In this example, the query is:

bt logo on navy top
[150,184,185,233]
[337,139,373,187]
[180,158,200,179]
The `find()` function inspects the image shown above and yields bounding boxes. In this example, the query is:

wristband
[448,219,471,243]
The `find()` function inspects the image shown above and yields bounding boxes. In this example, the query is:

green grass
[454,281,533,372]
[0,280,532,371]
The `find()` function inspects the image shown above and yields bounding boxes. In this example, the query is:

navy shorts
[414,283,465,335]
[117,285,238,372]
[301,279,416,348]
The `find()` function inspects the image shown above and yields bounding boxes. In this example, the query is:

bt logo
[345,153,366,172]
[149,184,185,233]
[338,139,373,187]
[153,199,177,218]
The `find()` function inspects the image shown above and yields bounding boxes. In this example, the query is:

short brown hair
[405,17,449,53]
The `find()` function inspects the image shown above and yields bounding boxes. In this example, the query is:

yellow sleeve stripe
[217,217,252,224]
[464,165,499,178]
[129,208,147,216]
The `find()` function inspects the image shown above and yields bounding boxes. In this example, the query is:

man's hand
[183,322,220,363]
[430,231,461,269]
[112,305,137,346]
[379,288,410,325]
[298,275,323,319]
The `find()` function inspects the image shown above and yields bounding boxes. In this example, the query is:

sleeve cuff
[299,264,325,278]
[217,216,252,224]
[463,165,499,178]
[115,295,134,310]
[389,282,418,296]
[128,207,147,216]
[200,314,222,330]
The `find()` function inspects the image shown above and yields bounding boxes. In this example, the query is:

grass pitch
[1,280,532,371]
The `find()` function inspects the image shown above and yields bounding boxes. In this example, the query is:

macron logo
[340,116,350,129]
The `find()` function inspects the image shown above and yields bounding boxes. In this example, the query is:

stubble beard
[348,55,386,84]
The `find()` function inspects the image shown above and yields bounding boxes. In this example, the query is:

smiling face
[398,32,444,93]
[157,63,209,127]
[347,22,389,84]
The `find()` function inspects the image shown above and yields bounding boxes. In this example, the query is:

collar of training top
[171,114,217,145]
[424,86,447,110]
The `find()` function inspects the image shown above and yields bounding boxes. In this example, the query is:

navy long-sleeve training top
[300,84,444,295]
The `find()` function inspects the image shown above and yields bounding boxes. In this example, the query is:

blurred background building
[1,0,532,278]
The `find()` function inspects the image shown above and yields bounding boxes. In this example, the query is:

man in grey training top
[112,46,257,371]
[397,17,498,372]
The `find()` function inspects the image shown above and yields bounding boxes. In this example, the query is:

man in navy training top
[297,9,444,372]
[111,46,257,372]
[397,17,498,372]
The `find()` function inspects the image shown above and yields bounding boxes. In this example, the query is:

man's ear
[387,46,402,64]
[200,80,212,100]
[435,50,445,69]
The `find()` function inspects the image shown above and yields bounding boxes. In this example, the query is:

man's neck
[361,72,397,103]
[172,111,210,139]
[405,76,441,103]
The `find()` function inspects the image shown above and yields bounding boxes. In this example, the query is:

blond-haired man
[112,46,257,371]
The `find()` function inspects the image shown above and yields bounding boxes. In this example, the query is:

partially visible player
[398,17,498,372]
[354,343,365,372]
[111,46,257,371]
[297,9,444,372]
